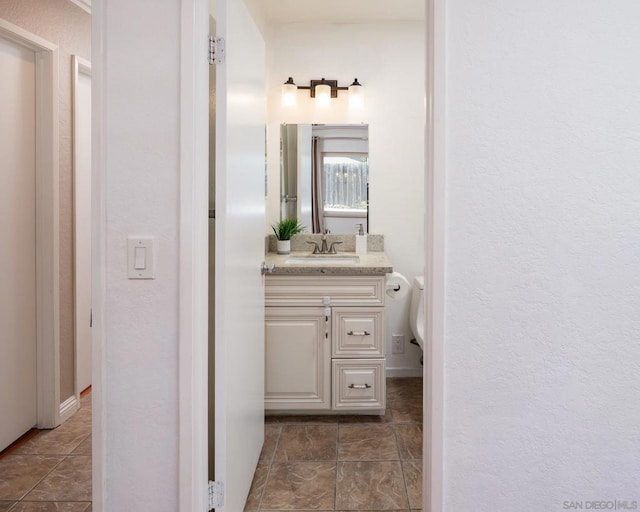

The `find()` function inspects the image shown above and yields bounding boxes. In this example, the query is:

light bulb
[315,83,331,108]
[348,78,364,108]
[281,77,297,107]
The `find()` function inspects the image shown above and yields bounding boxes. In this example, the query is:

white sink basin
[285,255,360,265]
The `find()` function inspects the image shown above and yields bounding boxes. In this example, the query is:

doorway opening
[0,12,92,511]
[0,17,61,447]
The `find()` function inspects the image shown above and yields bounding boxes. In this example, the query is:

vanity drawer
[332,359,385,411]
[332,307,384,358]
[265,275,385,307]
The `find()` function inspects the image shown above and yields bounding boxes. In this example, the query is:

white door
[214,0,266,510]
[0,36,37,451]
[73,57,92,394]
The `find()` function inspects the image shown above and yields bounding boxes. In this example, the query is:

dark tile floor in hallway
[0,393,92,512]
[245,377,423,512]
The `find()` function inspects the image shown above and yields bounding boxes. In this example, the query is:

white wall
[444,1,640,510]
[266,22,425,372]
[97,1,181,509]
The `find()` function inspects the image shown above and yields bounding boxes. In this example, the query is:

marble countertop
[264,251,393,276]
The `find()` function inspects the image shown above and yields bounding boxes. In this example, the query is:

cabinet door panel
[265,307,330,410]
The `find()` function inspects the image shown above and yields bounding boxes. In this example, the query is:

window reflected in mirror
[281,124,369,234]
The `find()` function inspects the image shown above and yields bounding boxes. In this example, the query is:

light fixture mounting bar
[311,79,338,98]
[283,77,363,104]
[295,79,341,98]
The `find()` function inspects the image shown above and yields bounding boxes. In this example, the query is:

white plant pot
[276,239,291,255]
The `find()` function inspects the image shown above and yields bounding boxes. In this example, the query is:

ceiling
[245,0,425,24]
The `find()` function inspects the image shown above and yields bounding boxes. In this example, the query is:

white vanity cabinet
[265,307,331,410]
[265,274,386,413]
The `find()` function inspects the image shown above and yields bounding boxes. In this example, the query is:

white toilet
[409,276,425,350]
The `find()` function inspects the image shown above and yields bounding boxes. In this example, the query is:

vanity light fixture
[281,77,364,108]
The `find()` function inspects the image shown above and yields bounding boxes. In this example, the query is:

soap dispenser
[355,223,367,255]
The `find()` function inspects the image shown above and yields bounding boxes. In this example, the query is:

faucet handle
[328,241,343,254]
[306,241,321,254]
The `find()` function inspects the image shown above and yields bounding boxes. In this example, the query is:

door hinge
[208,480,224,510]
[209,36,225,65]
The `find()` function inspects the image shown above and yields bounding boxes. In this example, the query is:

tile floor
[0,379,422,512]
[0,393,92,512]
[245,377,423,512]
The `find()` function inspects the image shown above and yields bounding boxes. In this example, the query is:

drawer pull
[348,383,372,389]
[347,330,371,336]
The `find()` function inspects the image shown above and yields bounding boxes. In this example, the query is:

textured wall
[99,0,181,508]
[266,22,426,372]
[445,0,640,509]
[0,0,91,403]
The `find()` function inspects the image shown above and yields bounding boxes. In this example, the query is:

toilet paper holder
[385,272,411,300]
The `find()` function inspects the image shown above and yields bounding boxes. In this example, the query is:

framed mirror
[281,124,369,234]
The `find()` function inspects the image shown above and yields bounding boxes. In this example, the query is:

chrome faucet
[307,230,343,254]
[320,230,330,253]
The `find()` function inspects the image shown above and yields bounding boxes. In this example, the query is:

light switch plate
[127,237,154,279]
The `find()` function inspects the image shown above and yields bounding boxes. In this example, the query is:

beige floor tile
[386,378,423,401]
[58,411,91,435]
[0,455,63,500]
[394,424,423,460]
[260,424,281,462]
[274,425,337,462]
[336,409,393,424]
[389,399,423,423]
[338,424,399,461]
[10,502,90,511]
[260,462,335,510]
[402,460,422,509]
[243,462,269,511]
[24,456,91,502]
[336,460,409,510]
[79,394,92,410]
[69,436,91,457]
[15,429,88,457]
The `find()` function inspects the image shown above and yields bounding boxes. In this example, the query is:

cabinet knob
[346,330,370,336]
[348,383,372,389]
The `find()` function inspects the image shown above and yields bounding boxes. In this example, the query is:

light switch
[128,238,154,279]
[134,247,146,270]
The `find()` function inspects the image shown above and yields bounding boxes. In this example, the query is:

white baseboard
[68,0,91,14]
[386,368,424,378]
[59,394,80,424]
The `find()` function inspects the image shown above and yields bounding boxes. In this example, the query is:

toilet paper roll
[385,272,411,299]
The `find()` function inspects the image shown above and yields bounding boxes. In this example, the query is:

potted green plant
[272,217,305,254]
